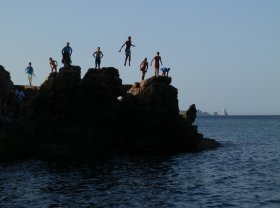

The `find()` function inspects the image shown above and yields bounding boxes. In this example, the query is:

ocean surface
[1,116,280,208]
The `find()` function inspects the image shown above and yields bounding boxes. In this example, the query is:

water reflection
[1,154,195,208]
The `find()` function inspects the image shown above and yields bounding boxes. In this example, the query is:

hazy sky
[0,0,279,115]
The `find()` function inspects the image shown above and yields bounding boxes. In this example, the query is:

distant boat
[220,109,228,116]
[213,109,229,116]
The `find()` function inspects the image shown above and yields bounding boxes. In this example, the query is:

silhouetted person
[49,57,58,73]
[93,47,104,69]
[150,52,163,77]
[61,42,72,67]
[161,67,170,77]
[140,57,148,80]
[119,36,135,66]
[25,62,35,86]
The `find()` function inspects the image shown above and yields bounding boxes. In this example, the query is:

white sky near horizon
[0,0,279,115]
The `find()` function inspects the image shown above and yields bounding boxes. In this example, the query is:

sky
[0,0,279,115]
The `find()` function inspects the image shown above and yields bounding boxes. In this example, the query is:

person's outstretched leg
[124,55,128,66]
[128,55,131,66]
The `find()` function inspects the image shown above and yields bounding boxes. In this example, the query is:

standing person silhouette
[49,57,58,73]
[119,36,135,66]
[25,62,35,86]
[150,52,163,77]
[61,42,72,67]
[93,47,104,69]
[140,57,148,80]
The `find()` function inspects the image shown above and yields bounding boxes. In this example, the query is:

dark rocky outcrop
[115,76,198,153]
[0,66,35,161]
[0,65,16,117]
[0,65,221,161]
[31,66,122,158]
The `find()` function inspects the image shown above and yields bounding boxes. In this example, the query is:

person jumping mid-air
[140,57,148,80]
[25,62,35,86]
[93,47,104,69]
[119,36,135,66]
[49,57,58,73]
[150,51,163,77]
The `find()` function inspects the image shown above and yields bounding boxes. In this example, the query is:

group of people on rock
[24,36,171,86]
[119,36,171,80]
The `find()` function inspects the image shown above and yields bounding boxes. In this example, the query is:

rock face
[0,65,16,117]
[31,66,122,158]
[0,66,221,161]
[0,66,35,160]
[184,104,197,124]
[116,77,202,153]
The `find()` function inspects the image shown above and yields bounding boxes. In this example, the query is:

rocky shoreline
[0,65,221,162]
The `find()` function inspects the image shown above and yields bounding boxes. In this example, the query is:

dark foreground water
[1,116,280,208]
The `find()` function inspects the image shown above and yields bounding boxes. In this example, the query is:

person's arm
[150,57,154,66]
[30,67,33,76]
[32,68,37,78]
[100,52,104,58]
[160,57,163,65]
[93,51,96,58]
[119,42,125,52]
[140,60,143,69]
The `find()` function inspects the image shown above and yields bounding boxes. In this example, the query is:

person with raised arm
[119,36,135,66]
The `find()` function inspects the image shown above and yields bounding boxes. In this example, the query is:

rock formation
[0,65,16,117]
[0,65,221,161]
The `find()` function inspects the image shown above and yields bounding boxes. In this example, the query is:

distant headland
[180,109,229,116]
[0,65,221,162]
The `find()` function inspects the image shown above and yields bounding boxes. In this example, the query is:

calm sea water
[1,116,280,208]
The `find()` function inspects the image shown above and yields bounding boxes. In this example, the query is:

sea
[1,115,280,208]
